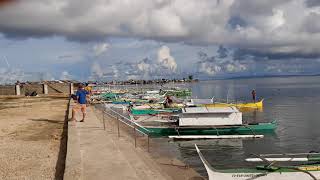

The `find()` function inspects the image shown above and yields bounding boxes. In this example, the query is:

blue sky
[1,0,320,83]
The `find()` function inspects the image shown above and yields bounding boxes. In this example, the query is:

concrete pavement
[63,105,172,180]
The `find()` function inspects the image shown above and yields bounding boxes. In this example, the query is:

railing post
[147,135,150,152]
[134,126,137,148]
[117,117,120,137]
[103,111,106,130]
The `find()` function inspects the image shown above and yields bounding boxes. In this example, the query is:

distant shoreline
[1,73,320,86]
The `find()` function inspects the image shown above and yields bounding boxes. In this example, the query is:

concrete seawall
[0,83,73,96]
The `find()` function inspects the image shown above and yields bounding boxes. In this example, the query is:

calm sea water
[152,76,320,176]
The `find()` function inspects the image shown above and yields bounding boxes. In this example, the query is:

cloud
[137,58,153,78]
[157,45,177,72]
[90,61,103,78]
[58,55,73,59]
[0,0,320,59]
[0,68,24,84]
[217,45,229,59]
[87,53,180,81]
[196,51,249,76]
[305,0,320,7]
[60,71,72,80]
[0,67,55,84]
[93,43,110,56]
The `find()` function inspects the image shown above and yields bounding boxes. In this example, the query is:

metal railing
[101,105,152,152]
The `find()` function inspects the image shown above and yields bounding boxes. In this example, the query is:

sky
[1,0,320,83]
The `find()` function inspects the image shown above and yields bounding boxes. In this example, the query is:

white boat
[195,144,320,180]
[179,107,242,126]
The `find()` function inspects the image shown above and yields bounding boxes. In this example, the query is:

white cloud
[157,45,177,72]
[90,61,103,77]
[0,68,24,84]
[112,65,120,79]
[137,58,152,78]
[198,62,221,75]
[196,51,250,76]
[93,43,110,56]
[60,71,72,80]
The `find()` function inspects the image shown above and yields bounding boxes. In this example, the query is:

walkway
[63,105,171,180]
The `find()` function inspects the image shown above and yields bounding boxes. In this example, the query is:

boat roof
[191,99,213,104]
[182,106,240,114]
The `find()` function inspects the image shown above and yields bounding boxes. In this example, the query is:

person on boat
[251,89,256,102]
[71,84,89,122]
[164,95,173,108]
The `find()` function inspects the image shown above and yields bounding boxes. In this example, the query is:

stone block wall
[20,84,44,95]
[0,83,72,96]
[47,83,70,94]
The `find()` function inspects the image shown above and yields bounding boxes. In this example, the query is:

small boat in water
[138,121,276,137]
[136,107,276,137]
[189,99,264,111]
[195,144,320,180]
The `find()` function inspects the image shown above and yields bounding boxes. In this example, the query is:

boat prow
[194,144,216,180]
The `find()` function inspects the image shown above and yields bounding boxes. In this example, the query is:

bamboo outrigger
[195,144,320,180]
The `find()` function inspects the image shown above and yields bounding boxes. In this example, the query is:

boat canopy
[190,99,213,105]
[181,107,240,114]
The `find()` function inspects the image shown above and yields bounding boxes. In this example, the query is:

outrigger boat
[138,121,276,137]
[195,144,320,180]
[135,107,276,137]
[189,99,264,111]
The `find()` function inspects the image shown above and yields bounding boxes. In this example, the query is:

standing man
[71,84,89,122]
[251,89,256,103]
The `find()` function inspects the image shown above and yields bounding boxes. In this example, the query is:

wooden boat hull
[139,121,276,137]
[195,144,320,180]
[204,99,263,110]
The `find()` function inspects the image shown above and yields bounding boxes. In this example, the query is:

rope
[250,153,318,180]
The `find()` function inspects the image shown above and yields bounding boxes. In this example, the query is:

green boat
[160,89,192,97]
[138,121,277,137]
[101,92,118,100]
[130,108,181,115]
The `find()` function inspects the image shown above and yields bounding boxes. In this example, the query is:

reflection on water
[169,76,320,176]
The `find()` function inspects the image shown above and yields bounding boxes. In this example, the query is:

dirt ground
[0,96,68,180]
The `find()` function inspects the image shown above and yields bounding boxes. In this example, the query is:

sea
[150,76,320,177]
